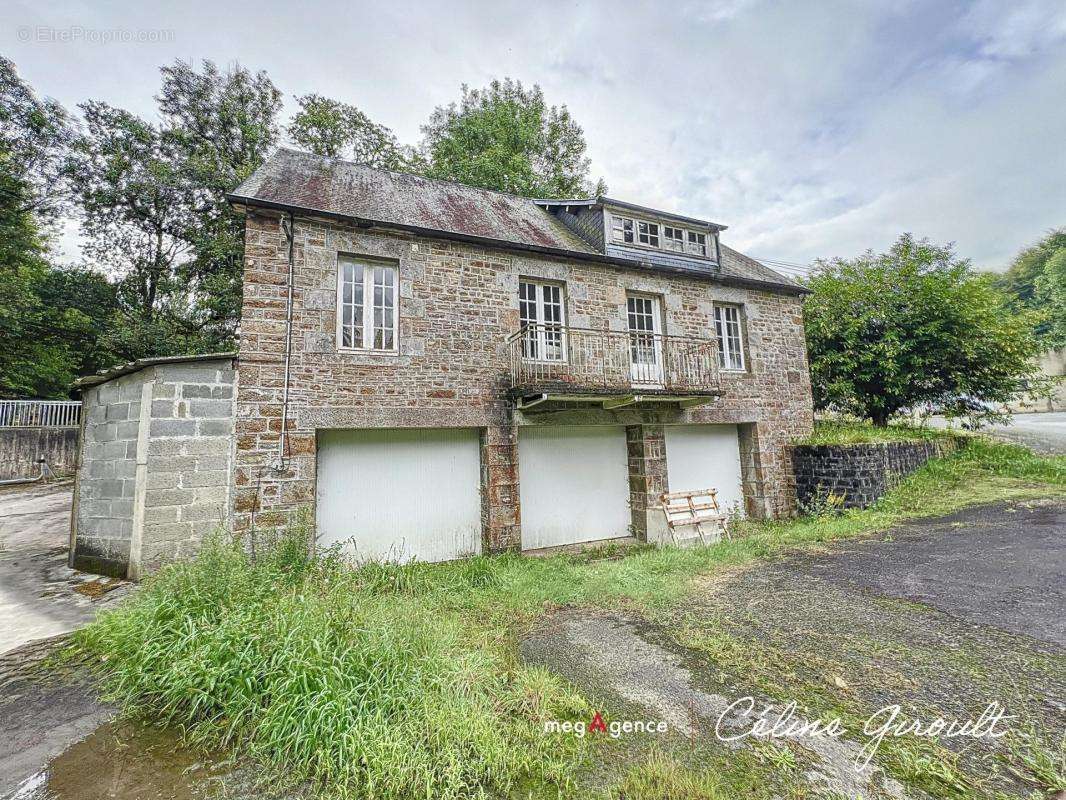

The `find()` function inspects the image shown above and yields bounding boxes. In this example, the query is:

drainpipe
[273,211,296,473]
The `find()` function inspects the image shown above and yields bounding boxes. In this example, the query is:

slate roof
[230,149,803,294]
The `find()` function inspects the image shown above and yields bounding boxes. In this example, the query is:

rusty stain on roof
[231,149,800,291]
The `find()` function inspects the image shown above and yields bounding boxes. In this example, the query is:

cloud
[7,0,1065,271]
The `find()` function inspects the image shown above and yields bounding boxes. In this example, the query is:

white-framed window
[337,257,398,351]
[687,231,708,257]
[714,304,745,371]
[611,215,634,244]
[664,226,685,252]
[637,220,660,247]
[519,279,566,361]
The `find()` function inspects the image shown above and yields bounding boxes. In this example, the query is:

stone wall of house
[233,210,815,550]
[791,438,959,510]
[0,427,79,480]
[72,358,236,578]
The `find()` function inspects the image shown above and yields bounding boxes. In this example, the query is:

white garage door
[665,425,745,516]
[518,425,631,550]
[316,428,482,562]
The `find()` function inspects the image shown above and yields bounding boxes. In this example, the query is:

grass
[799,418,952,445]
[73,436,1066,799]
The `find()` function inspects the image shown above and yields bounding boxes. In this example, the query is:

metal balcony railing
[506,324,720,395]
[0,400,82,428]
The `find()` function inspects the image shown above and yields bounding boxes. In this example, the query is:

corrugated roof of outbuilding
[74,352,237,390]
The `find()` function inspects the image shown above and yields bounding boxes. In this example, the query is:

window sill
[337,347,401,356]
[610,240,714,260]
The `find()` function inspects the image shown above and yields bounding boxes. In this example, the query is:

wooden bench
[659,488,729,546]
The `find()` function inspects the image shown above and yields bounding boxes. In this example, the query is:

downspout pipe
[273,211,296,473]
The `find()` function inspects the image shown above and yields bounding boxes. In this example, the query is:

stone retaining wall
[791,437,959,510]
[0,427,79,480]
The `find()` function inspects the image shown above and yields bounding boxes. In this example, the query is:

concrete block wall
[139,362,237,574]
[71,357,237,578]
[72,373,145,576]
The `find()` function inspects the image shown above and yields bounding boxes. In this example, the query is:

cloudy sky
[6,0,1066,274]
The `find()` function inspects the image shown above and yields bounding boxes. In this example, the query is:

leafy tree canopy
[288,93,417,170]
[0,56,74,223]
[68,60,282,358]
[1035,246,1066,348]
[804,234,1047,426]
[997,228,1066,305]
[420,78,604,198]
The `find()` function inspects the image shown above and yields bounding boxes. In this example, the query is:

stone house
[71,148,814,574]
[227,149,813,561]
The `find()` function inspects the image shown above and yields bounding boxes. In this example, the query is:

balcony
[506,324,721,411]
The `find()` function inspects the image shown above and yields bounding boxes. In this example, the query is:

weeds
[1000,728,1066,793]
[799,419,949,446]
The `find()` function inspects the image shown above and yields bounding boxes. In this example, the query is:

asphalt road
[930,411,1066,455]
[790,500,1066,647]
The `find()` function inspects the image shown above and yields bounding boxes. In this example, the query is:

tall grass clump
[75,530,588,799]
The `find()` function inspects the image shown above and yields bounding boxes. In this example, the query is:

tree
[288,93,416,170]
[0,56,74,226]
[67,101,202,358]
[804,234,1047,426]
[68,60,283,357]
[156,60,283,343]
[420,78,604,198]
[1035,247,1066,348]
[0,260,120,398]
[997,229,1066,307]
[0,58,120,398]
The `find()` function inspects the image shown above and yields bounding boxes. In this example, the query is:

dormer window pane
[611,216,634,244]
[687,231,707,256]
[664,226,685,252]
[638,221,659,247]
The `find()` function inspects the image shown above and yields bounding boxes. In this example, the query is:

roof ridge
[270,147,594,205]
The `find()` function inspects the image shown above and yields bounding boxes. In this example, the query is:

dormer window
[664,226,685,252]
[637,220,659,247]
[611,215,634,244]
[607,209,715,260]
[687,231,708,257]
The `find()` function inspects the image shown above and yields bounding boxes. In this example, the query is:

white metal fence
[0,400,82,428]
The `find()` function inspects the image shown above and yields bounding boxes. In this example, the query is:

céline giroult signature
[714,697,1015,770]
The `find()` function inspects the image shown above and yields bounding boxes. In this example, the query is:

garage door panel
[665,425,744,516]
[317,428,482,562]
[519,426,630,550]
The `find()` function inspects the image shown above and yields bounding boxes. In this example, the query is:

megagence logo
[543,711,669,738]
